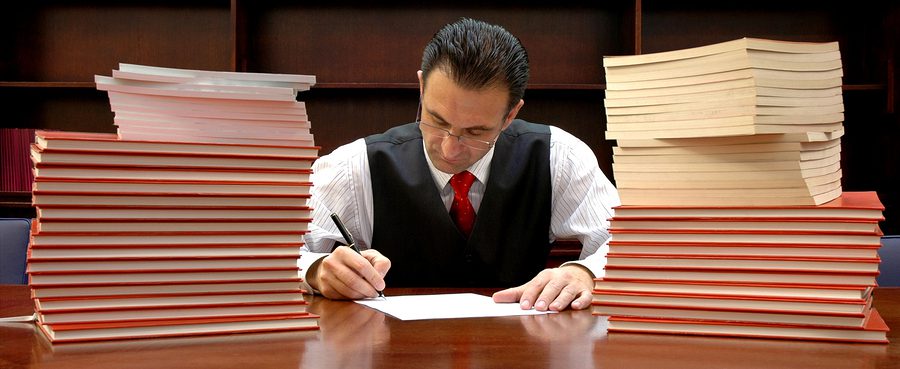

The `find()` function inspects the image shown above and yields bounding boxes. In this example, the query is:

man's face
[418,69,520,174]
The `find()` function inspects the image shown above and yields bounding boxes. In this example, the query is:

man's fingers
[570,290,593,310]
[516,270,554,310]
[361,250,391,290]
[491,286,525,303]
[318,248,381,299]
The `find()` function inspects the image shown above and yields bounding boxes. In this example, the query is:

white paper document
[354,293,555,321]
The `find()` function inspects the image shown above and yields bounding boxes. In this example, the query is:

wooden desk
[1,285,898,369]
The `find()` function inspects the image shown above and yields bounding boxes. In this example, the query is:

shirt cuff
[561,259,603,279]
[298,251,330,295]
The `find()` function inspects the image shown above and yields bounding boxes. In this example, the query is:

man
[300,18,619,311]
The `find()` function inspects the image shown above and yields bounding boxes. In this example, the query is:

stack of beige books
[604,38,845,206]
[27,64,320,343]
[593,39,890,343]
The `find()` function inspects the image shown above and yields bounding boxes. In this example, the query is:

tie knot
[450,171,476,194]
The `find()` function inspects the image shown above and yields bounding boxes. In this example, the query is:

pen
[330,213,385,298]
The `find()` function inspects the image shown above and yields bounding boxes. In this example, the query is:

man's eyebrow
[426,108,494,131]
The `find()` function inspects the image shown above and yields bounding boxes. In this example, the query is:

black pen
[330,213,385,298]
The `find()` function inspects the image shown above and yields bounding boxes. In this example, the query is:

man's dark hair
[421,17,529,112]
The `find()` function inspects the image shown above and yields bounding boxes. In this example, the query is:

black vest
[366,120,552,287]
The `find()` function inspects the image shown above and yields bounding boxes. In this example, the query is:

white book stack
[603,38,846,206]
[96,63,315,147]
[27,64,321,343]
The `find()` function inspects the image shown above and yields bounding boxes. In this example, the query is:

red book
[605,307,889,343]
[37,313,319,343]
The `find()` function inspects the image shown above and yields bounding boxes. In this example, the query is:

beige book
[606,103,844,123]
[612,137,839,156]
[615,128,844,147]
[612,161,840,180]
[602,38,839,67]
[605,49,842,75]
[617,179,840,198]
[606,113,844,132]
[605,122,845,140]
[612,152,839,172]
[614,169,841,190]
[607,68,844,91]
[606,95,843,116]
[612,145,840,164]
[606,57,842,83]
[617,185,842,206]
[604,77,842,99]
[604,86,842,107]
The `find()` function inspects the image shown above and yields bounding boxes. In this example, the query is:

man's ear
[417,70,424,97]
[502,99,525,130]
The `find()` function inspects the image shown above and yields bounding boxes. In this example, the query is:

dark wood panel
[244,2,631,85]
[2,2,232,82]
[302,88,420,156]
[640,0,890,85]
[0,88,115,133]
[842,90,900,235]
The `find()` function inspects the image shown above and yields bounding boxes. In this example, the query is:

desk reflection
[518,311,605,369]
[595,332,890,369]
[302,297,389,369]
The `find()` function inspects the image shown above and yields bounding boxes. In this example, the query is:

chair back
[0,218,32,284]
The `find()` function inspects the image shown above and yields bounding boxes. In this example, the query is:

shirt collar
[423,144,494,189]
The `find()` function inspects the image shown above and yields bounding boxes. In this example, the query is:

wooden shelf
[1,1,898,233]
[0,82,95,88]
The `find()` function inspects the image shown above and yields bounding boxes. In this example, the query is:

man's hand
[307,247,391,300]
[491,264,593,311]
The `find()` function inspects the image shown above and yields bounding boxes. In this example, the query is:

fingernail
[572,301,581,309]
[520,299,530,309]
[551,302,562,311]
[535,300,547,310]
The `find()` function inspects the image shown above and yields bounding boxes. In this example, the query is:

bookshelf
[2,2,898,255]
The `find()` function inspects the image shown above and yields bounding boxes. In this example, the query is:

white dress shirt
[299,125,620,293]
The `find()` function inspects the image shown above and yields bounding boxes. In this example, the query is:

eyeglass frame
[415,97,504,151]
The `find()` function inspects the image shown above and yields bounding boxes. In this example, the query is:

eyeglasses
[417,120,498,151]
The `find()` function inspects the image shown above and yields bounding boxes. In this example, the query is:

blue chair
[877,235,900,287]
[0,218,32,284]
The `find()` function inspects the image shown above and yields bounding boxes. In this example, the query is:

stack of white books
[27,64,320,343]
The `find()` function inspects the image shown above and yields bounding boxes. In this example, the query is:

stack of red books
[27,65,321,343]
[593,191,889,343]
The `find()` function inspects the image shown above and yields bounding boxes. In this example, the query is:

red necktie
[449,171,477,237]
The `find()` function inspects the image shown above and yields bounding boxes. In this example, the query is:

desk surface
[1,285,898,369]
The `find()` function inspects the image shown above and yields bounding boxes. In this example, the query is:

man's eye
[467,129,485,136]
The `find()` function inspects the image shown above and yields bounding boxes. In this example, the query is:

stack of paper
[604,38,846,206]
[27,64,320,343]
